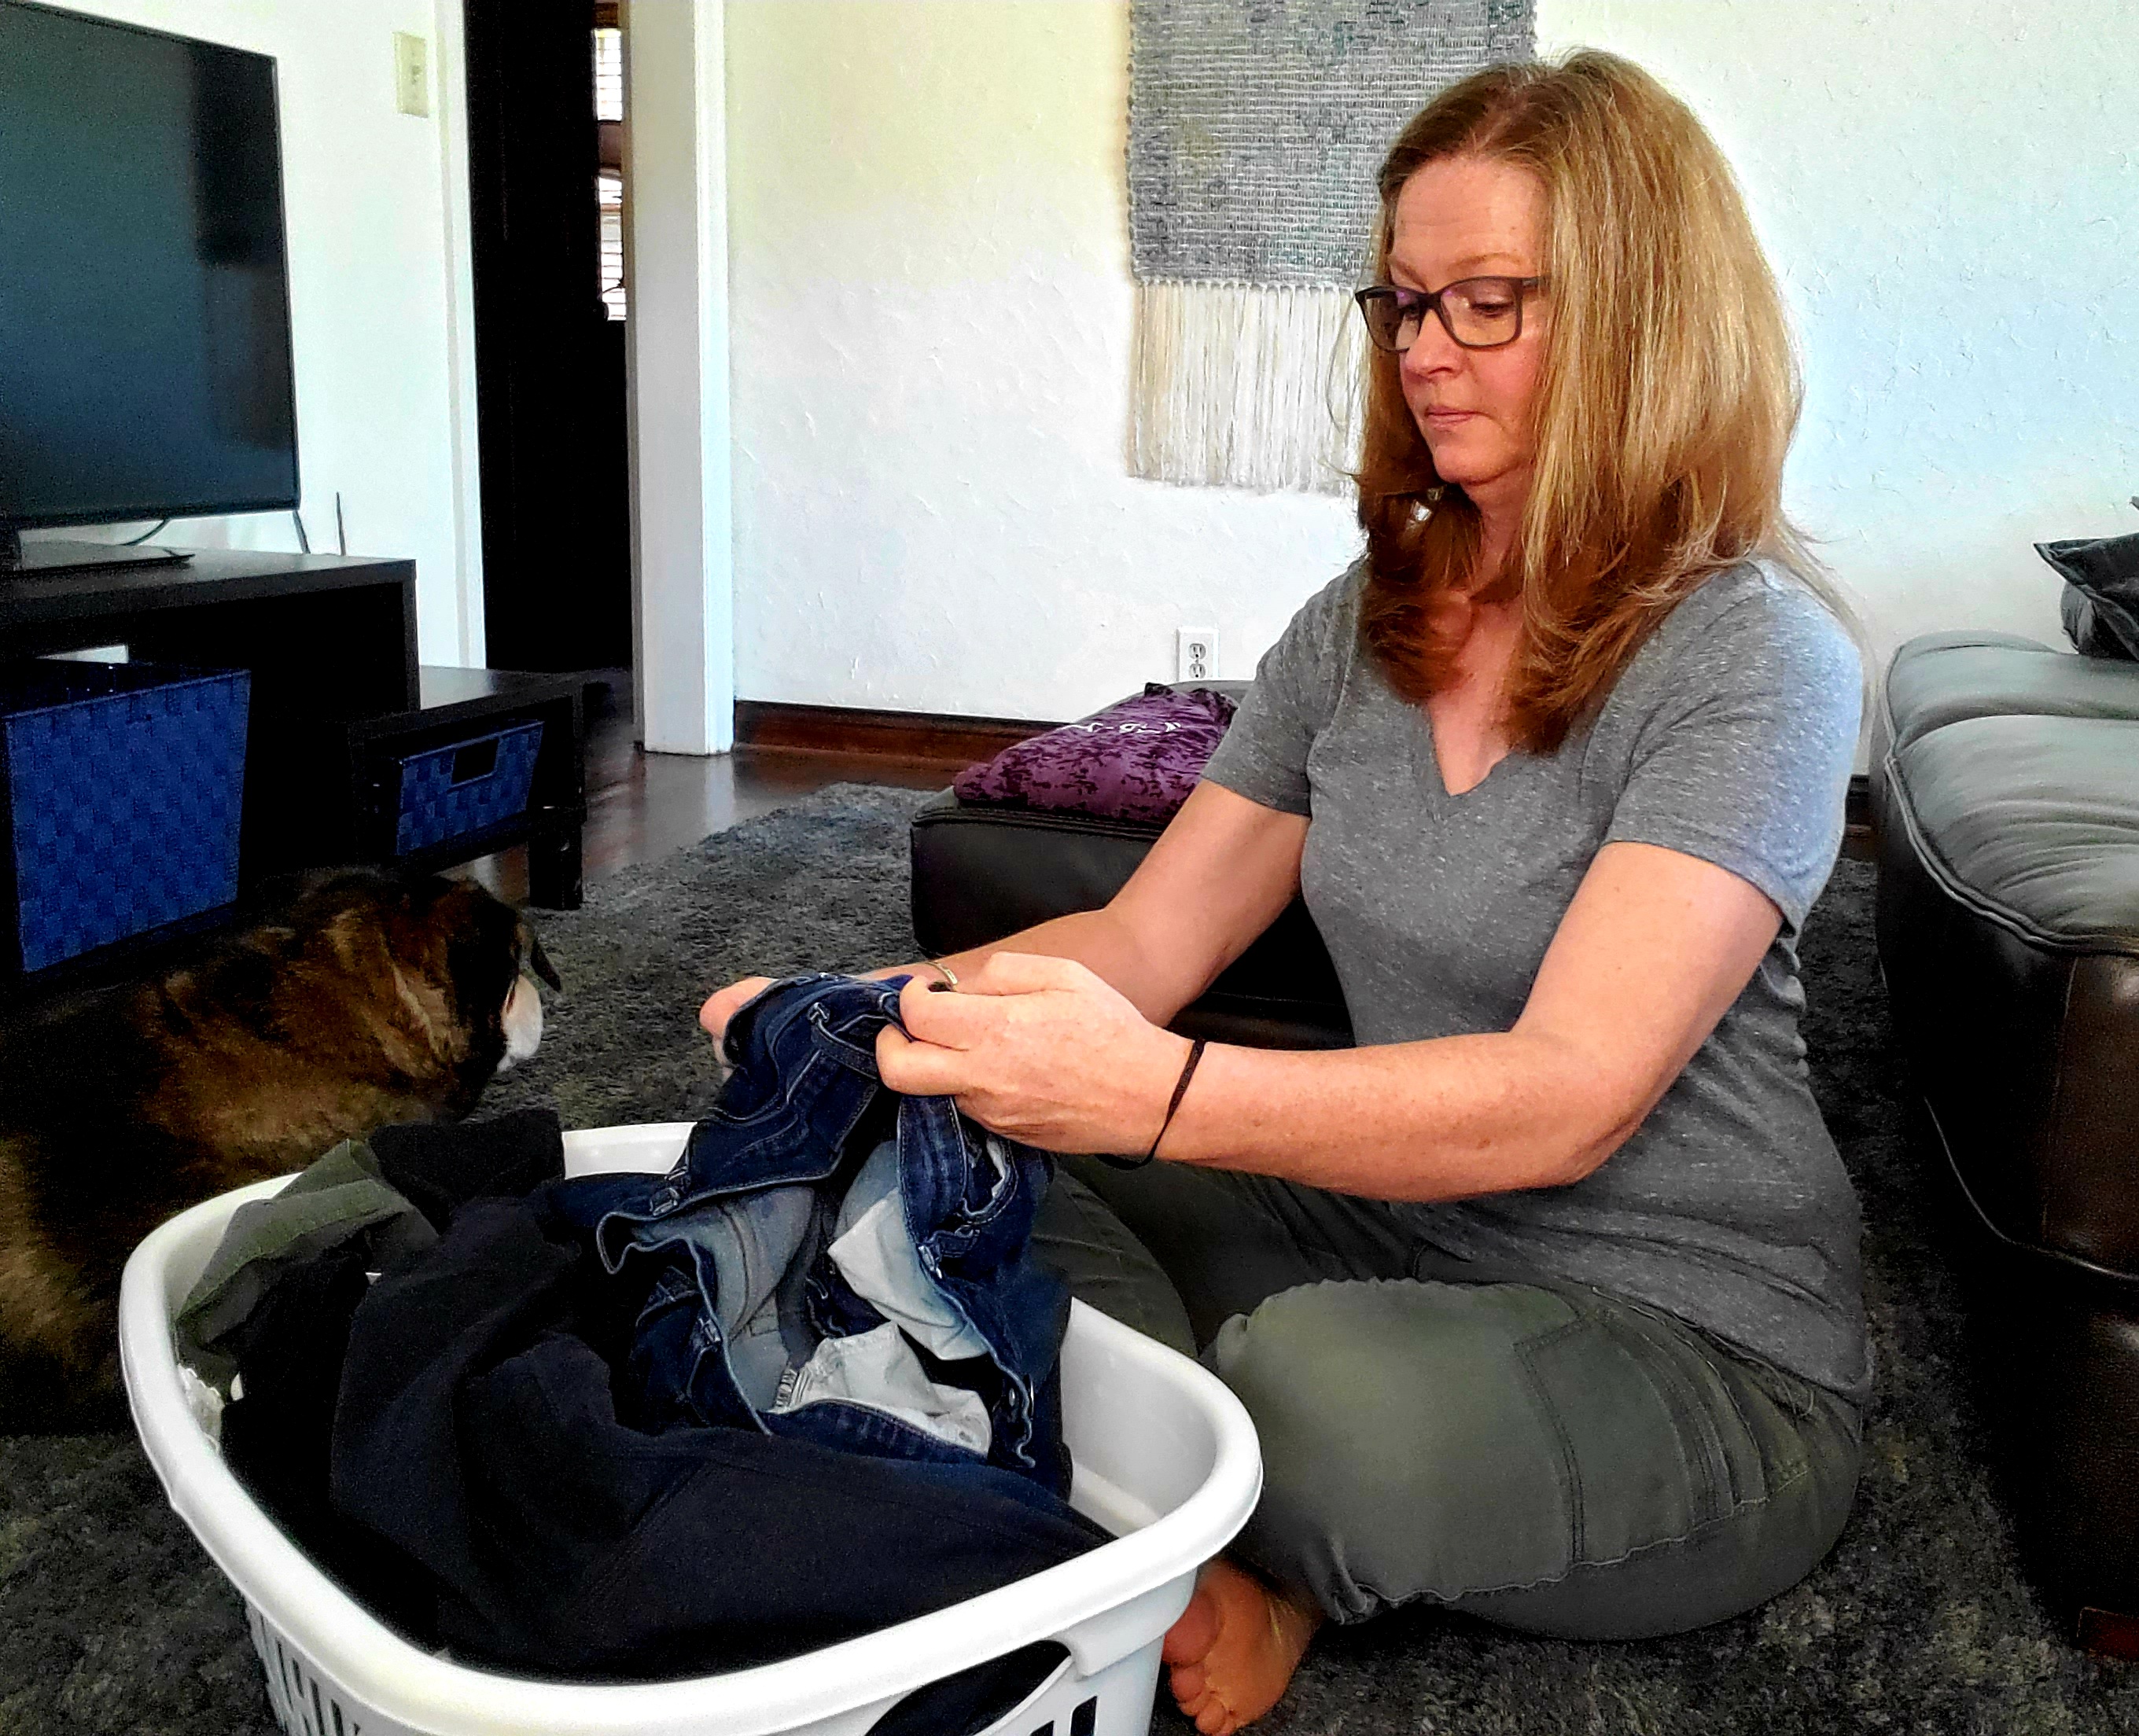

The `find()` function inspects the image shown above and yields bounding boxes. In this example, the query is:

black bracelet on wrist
[1096,1038,1206,1170]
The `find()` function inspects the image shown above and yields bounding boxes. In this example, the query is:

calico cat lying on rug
[0,870,558,1430]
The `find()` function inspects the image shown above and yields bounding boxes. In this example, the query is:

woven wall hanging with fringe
[1128,0,1536,495]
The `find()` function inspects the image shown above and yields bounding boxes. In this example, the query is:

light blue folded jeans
[1035,1157,1861,1639]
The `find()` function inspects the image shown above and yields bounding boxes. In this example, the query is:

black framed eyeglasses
[1353,276,1546,353]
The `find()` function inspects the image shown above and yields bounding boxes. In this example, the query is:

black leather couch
[1871,630,2139,1653]
[907,683,1350,1051]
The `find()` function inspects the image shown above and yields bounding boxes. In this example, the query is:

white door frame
[620,0,734,755]
[431,0,487,668]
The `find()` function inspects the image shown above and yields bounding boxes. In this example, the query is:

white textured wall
[32,0,482,666]
[727,0,2137,719]
[1540,0,2139,666]
[726,2,1357,719]
[625,0,734,754]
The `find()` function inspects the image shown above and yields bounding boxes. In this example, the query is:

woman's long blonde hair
[1357,50,1839,752]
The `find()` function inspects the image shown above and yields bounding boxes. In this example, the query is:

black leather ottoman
[1871,630,2139,1650]
[907,685,1351,1051]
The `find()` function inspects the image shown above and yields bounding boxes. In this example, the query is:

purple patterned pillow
[955,684,1237,825]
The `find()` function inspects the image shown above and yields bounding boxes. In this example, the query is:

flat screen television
[0,1,300,575]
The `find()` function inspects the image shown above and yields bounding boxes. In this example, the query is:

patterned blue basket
[0,661,251,972]
[390,721,543,855]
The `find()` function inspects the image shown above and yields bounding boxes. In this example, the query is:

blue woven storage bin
[0,661,251,972]
[390,721,543,855]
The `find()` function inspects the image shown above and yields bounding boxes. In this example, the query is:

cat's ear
[524,929,562,992]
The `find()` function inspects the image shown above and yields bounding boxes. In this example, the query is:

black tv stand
[0,544,587,914]
[0,524,190,576]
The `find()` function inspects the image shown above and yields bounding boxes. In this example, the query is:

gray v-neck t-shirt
[1201,560,1869,1403]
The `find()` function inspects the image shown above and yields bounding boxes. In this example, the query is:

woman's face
[1385,156,1549,513]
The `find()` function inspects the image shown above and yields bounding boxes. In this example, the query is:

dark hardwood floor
[463,682,963,903]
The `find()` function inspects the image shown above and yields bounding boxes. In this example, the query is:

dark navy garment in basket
[330,1196,1106,1678]
[548,973,1076,1492]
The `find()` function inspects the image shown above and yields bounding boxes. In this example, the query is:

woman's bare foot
[1161,1557,1323,1734]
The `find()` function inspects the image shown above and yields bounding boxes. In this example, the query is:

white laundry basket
[120,1122,1263,1736]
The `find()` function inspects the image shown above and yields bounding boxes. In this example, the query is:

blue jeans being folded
[548,973,1075,1491]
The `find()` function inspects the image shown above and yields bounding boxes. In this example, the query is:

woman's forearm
[1158,1029,1635,1202]
[873,838,1770,1207]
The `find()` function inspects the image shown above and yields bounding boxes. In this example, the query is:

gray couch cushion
[1879,632,2139,759]
[1893,715,2139,951]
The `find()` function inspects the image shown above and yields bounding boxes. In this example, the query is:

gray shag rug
[3,785,2135,1734]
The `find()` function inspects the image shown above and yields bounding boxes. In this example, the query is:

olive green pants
[1036,1157,1861,1639]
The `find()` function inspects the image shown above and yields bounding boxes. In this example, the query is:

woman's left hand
[876,953,1194,1156]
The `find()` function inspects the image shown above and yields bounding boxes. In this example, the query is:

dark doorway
[462,0,632,672]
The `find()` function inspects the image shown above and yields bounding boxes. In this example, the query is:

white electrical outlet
[393,32,430,116]
[1176,627,1219,684]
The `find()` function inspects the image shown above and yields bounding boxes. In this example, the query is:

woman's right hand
[699,977,775,1048]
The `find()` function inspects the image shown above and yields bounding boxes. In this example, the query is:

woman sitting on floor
[705,48,1866,1736]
